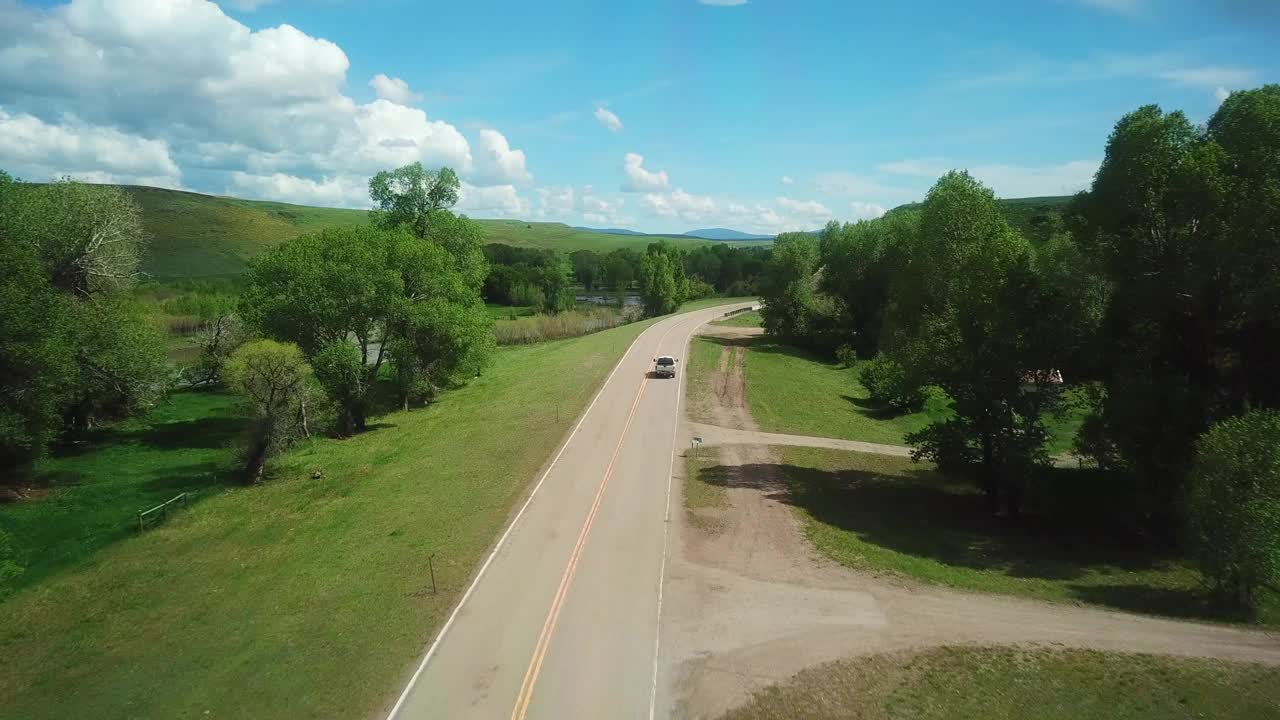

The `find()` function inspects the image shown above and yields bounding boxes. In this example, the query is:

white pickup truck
[654,355,677,378]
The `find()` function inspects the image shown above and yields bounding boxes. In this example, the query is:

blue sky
[1,0,1276,233]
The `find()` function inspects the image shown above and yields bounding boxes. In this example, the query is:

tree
[1185,409,1280,613]
[570,249,602,290]
[368,162,461,239]
[896,172,1062,517]
[183,314,246,388]
[62,298,170,432]
[638,240,688,316]
[224,340,314,482]
[759,232,823,341]
[8,179,146,297]
[312,340,367,436]
[819,211,917,357]
[604,248,639,292]
[0,201,76,485]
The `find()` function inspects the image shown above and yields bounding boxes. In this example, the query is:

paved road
[387,302,755,720]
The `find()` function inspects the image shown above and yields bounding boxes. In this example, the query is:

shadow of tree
[697,458,1214,618]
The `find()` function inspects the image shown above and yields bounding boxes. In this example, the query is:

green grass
[709,336,1082,454]
[0,318,660,719]
[127,185,716,280]
[0,390,245,596]
[712,309,762,327]
[485,303,534,320]
[684,450,729,534]
[720,645,1280,720]
[760,446,1278,626]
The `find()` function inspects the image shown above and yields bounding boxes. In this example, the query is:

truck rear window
[657,358,674,366]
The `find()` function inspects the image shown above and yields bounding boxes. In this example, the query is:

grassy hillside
[125,186,707,280]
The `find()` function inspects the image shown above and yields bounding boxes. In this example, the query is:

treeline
[483,238,770,311]
[760,85,1280,612]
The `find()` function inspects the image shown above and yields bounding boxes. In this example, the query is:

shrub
[224,340,314,482]
[1185,409,1280,613]
[835,343,856,369]
[858,353,925,411]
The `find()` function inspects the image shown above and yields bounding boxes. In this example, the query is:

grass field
[684,451,729,534]
[0,318,661,719]
[695,336,1082,455]
[765,446,1278,625]
[711,309,762,327]
[126,186,712,279]
[720,645,1280,720]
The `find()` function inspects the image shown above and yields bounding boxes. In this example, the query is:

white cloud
[368,73,421,104]
[877,158,948,179]
[1216,86,1232,104]
[776,196,833,224]
[699,0,748,5]
[457,182,530,218]
[223,0,275,9]
[594,106,623,132]
[780,175,795,185]
[640,188,716,220]
[621,152,670,192]
[0,108,182,187]
[968,160,1099,198]
[850,201,887,220]
[472,128,531,186]
[533,185,630,226]
[537,185,576,215]
[814,171,916,201]
[0,0,543,209]
[228,171,366,207]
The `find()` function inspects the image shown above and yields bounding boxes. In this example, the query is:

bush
[1185,409,1280,613]
[225,340,314,482]
[686,276,717,300]
[835,343,856,369]
[858,354,924,411]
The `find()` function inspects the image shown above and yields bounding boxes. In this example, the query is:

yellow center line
[509,317,690,720]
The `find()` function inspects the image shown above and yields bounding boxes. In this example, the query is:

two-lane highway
[387,302,754,719]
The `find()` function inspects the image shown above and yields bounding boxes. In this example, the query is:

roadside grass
[719,645,1280,720]
[485,303,534,320]
[0,319,659,720]
[0,390,244,596]
[762,446,1278,626]
[711,309,762,327]
[684,449,728,534]
[685,335,727,425]
[727,337,1083,454]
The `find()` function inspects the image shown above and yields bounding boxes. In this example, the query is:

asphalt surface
[387,302,755,720]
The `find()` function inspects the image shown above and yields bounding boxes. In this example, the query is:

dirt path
[655,329,1280,720]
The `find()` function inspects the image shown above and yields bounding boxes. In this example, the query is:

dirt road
[386,303,755,720]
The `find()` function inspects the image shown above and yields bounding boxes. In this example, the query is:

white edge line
[650,306,737,720]
[385,319,660,720]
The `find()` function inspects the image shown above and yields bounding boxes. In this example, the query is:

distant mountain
[682,227,775,241]
[571,226,649,236]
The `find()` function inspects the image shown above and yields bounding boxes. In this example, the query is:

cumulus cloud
[776,196,833,224]
[228,171,366,207]
[641,188,716,219]
[369,73,421,104]
[535,185,630,225]
[780,175,794,185]
[0,0,540,208]
[850,201,888,220]
[621,152,670,192]
[457,182,530,218]
[1216,86,1232,104]
[472,128,531,186]
[594,106,623,132]
[0,107,182,187]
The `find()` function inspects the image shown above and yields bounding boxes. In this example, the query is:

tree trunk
[244,435,270,484]
[1004,481,1023,522]
[981,430,998,515]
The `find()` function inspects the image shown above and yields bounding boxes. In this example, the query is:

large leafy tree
[759,232,823,341]
[818,211,917,358]
[896,172,1064,517]
[368,162,462,240]
[0,174,77,484]
[639,240,688,316]
[1070,97,1280,531]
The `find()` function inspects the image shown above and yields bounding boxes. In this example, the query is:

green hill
[123,186,706,280]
